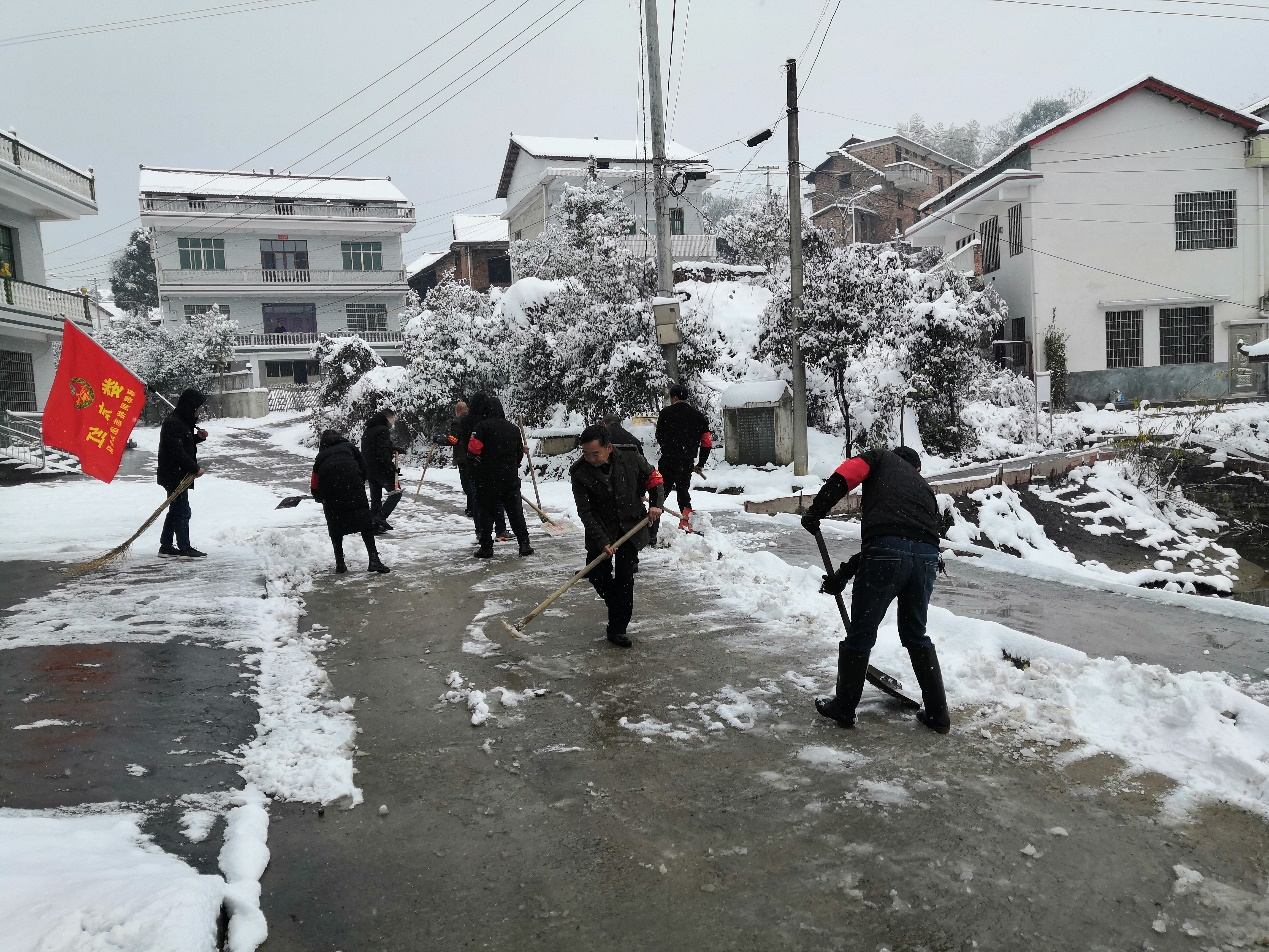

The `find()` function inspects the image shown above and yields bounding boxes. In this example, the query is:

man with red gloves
[654,383,712,533]
[799,445,950,734]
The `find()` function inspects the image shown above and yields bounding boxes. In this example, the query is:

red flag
[42,319,147,483]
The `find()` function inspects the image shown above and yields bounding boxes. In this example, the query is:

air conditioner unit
[1245,135,1269,167]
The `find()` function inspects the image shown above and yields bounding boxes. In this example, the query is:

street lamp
[844,183,884,243]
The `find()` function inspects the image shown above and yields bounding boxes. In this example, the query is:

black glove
[820,552,862,595]
[801,513,821,535]
[799,472,848,535]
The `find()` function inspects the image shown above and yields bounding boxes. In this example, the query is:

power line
[976,0,1269,23]
[0,0,322,48]
[798,0,843,96]
[667,0,692,137]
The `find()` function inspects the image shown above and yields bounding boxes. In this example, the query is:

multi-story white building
[906,76,1269,402]
[1,129,97,412]
[139,167,416,389]
[496,135,719,262]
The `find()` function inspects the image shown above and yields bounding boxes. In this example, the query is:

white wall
[150,226,406,275]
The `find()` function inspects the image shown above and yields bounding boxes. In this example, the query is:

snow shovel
[275,494,311,509]
[812,529,920,710]
[412,443,437,502]
[520,494,571,535]
[518,418,548,510]
[501,517,650,640]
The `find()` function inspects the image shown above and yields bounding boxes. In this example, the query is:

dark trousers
[330,528,380,564]
[458,466,473,514]
[658,455,694,513]
[844,536,939,655]
[476,480,528,547]
[369,481,400,525]
[585,544,639,635]
[159,489,191,550]
[465,467,506,536]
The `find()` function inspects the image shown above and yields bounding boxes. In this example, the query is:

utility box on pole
[653,296,682,346]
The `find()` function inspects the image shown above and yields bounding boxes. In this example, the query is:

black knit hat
[894,445,922,470]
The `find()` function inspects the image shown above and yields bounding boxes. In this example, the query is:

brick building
[407,214,511,296]
[804,135,970,245]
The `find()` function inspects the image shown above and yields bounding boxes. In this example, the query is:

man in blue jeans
[800,445,950,734]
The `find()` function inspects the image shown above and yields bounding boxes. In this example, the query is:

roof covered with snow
[406,250,452,277]
[922,76,1265,214]
[721,380,790,408]
[453,214,509,244]
[497,135,703,198]
[1243,337,1269,358]
[138,166,410,203]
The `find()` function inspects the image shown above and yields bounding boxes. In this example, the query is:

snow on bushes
[310,334,383,441]
[95,306,238,399]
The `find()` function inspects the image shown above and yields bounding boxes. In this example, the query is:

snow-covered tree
[716,193,789,275]
[95,305,239,397]
[109,229,159,318]
[311,334,384,439]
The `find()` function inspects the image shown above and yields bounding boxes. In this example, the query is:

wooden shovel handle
[521,493,553,522]
[518,417,545,511]
[515,517,650,631]
[412,443,437,502]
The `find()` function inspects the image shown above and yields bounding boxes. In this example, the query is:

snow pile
[0,810,226,952]
[970,483,1078,566]
[440,670,547,727]
[497,276,569,329]
[218,787,270,952]
[677,279,773,380]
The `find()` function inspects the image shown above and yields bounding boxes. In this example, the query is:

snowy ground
[3,412,1269,949]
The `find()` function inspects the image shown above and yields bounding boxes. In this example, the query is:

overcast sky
[7,0,1268,287]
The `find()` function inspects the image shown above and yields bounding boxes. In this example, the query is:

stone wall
[1067,364,1235,404]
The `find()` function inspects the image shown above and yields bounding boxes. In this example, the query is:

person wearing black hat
[798,445,949,734]
[654,383,712,534]
[156,388,208,558]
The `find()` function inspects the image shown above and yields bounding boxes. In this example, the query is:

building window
[955,234,975,251]
[1160,306,1213,364]
[514,229,523,241]
[178,237,225,270]
[1105,310,1143,368]
[487,255,512,286]
[346,302,388,334]
[669,208,685,236]
[979,215,1000,273]
[936,176,944,191]
[895,217,903,235]
[895,145,902,162]
[1175,190,1236,250]
[0,349,37,412]
[1007,204,1024,256]
[183,304,230,320]
[838,173,852,189]
[1010,316,1025,341]
[0,224,14,279]
[260,239,309,275]
[262,302,317,334]
[342,241,383,271]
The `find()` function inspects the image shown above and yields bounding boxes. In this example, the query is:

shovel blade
[275,496,306,509]
[499,618,527,640]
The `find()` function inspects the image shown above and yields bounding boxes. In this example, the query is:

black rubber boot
[907,644,951,734]
[814,646,870,727]
[332,536,347,574]
[474,545,494,559]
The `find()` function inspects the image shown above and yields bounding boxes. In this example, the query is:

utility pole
[643,0,680,383]
[786,58,809,477]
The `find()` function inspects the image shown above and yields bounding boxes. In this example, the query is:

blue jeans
[844,536,939,655]
[160,489,191,550]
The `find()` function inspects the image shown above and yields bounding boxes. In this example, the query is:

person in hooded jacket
[361,408,405,533]
[455,392,507,541]
[156,388,208,558]
[311,430,390,574]
[466,396,532,558]
[654,383,713,533]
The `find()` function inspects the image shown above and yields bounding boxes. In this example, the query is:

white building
[496,135,719,261]
[1,129,97,412]
[139,167,416,389]
[906,76,1269,402]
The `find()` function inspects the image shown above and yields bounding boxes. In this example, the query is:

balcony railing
[2,278,92,325]
[142,197,414,221]
[884,161,933,192]
[618,234,717,260]
[159,268,407,286]
[234,330,403,347]
[0,132,96,203]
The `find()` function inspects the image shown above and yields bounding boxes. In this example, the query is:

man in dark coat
[603,414,644,455]
[455,392,506,541]
[361,408,403,533]
[433,400,471,516]
[312,430,389,574]
[156,388,208,558]
[654,383,712,532]
[466,396,532,559]
[571,423,665,648]
[799,445,947,733]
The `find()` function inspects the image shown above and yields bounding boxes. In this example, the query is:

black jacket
[360,412,398,488]
[605,421,644,454]
[810,449,940,546]
[156,388,206,492]
[656,400,712,466]
[570,447,666,553]
[312,432,373,536]
[468,397,523,488]
[435,413,469,466]
[454,393,489,473]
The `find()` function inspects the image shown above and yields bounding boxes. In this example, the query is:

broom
[412,442,437,502]
[70,472,196,574]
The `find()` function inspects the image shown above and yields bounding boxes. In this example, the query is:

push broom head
[69,472,196,575]
[500,618,527,640]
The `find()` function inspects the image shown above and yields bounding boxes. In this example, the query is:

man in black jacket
[467,396,532,559]
[455,392,507,541]
[571,424,665,648]
[361,408,403,533]
[603,414,643,455]
[654,384,712,532]
[435,400,471,516]
[799,445,949,734]
[312,430,389,574]
[156,388,208,558]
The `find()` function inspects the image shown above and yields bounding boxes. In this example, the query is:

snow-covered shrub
[95,305,238,398]
[311,334,383,440]
[716,192,789,275]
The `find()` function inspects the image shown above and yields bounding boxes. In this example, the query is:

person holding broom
[311,430,390,574]
[361,407,404,534]
[157,388,208,559]
[570,424,665,648]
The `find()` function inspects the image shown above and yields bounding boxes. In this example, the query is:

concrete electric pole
[643,0,681,383]
[785,58,809,476]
